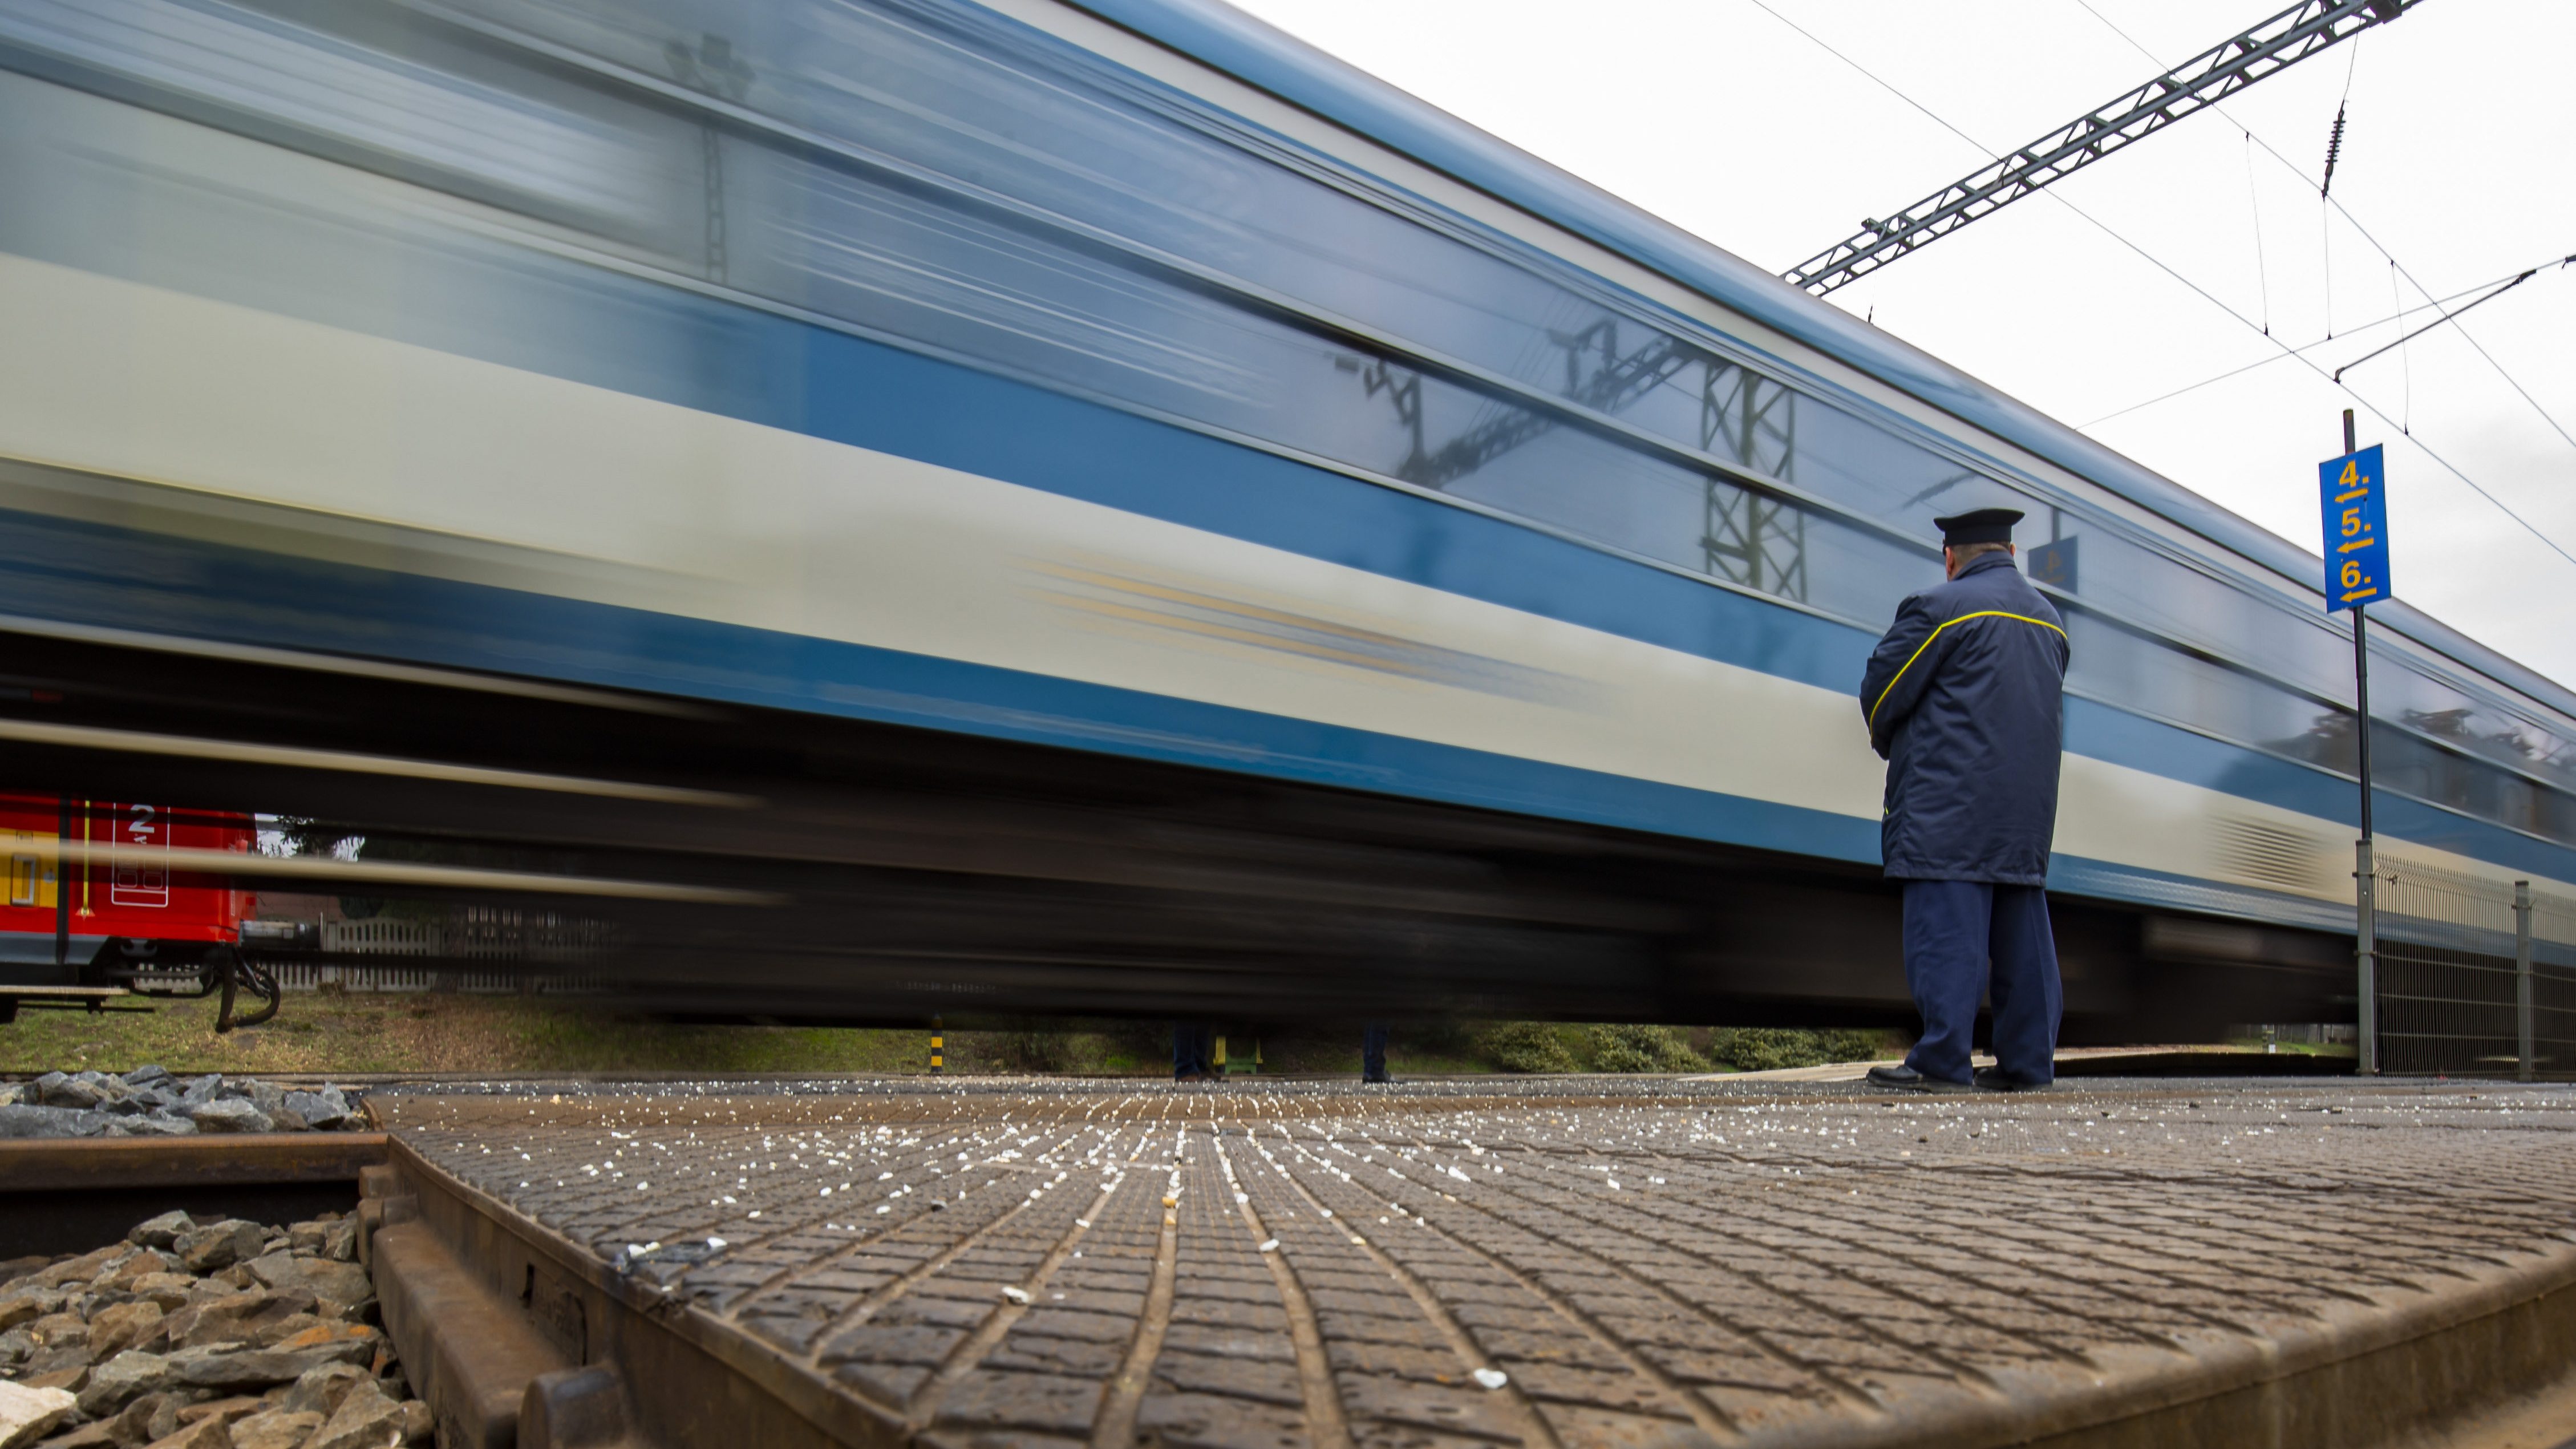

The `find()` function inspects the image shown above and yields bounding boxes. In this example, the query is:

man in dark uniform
[1856,508,2070,1092]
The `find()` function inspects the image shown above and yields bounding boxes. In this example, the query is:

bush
[1701,1027,1893,1072]
[1583,1023,1707,1074]
[1479,1022,1578,1073]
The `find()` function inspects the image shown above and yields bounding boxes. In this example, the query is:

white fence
[267,962,604,994]
[263,909,614,994]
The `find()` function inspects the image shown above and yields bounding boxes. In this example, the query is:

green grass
[0,992,929,1078]
[0,992,1903,1079]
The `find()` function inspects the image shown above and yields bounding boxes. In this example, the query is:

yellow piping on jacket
[1867,610,2068,730]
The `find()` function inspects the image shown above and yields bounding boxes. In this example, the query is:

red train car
[0,795,255,987]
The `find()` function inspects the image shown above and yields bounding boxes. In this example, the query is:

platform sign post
[2322,411,2390,1075]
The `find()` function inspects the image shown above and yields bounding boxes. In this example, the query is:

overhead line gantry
[1784,0,2423,296]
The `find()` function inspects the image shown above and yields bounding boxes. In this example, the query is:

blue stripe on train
[5,499,2571,892]
[2066,699,2576,884]
[0,503,1882,864]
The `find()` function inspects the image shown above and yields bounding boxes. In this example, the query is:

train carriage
[0,794,253,997]
[0,0,2567,1034]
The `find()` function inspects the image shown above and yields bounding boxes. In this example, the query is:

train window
[2364,643,2576,796]
[2060,614,2315,752]
[0,0,688,246]
[2064,611,2576,848]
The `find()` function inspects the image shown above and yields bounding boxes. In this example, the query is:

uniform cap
[1933,508,2024,547]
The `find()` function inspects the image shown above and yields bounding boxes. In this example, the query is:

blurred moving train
[0,0,2569,1032]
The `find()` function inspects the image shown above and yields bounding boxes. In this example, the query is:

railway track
[10,1077,2576,1447]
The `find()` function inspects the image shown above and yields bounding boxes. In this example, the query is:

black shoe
[1865,1063,1973,1093]
[1974,1067,2048,1093]
[1363,1074,1395,1084]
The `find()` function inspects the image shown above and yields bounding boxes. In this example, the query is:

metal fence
[265,962,608,995]
[2374,861,2576,1079]
[262,908,614,995]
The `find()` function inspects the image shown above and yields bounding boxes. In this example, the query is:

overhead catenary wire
[2334,265,2547,383]
[2077,250,2574,427]
[2244,130,2273,335]
[1744,0,2576,574]
[2071,0,2576,458]
[2392,260,2409,430]
[2345,210,2576,456]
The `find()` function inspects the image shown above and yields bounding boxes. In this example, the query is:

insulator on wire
[2320,103,2348,197]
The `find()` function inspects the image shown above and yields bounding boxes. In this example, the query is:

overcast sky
[1228,0,2576,693]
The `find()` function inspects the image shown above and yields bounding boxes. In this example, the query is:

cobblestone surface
[383,1078,2576,1446]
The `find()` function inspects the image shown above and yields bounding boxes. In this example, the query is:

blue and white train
[0,0,2568,1029]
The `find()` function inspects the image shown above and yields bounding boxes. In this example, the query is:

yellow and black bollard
[930,1015,944,1075]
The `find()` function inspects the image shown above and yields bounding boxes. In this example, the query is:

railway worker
[1856,508,2070,1094]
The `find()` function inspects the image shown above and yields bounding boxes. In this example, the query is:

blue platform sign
[2319,444,2392,613]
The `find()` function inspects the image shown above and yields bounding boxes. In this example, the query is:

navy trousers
[1361,1023,1390,1082]
[1172,1022,1214,1080]
[1899,880,2062,1085]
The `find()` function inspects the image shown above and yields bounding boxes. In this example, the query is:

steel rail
[0,1133,388,1193]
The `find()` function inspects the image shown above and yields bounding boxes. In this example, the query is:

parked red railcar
[0,795,256,987]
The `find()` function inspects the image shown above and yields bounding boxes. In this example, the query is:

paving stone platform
[376,1077,2576,1447]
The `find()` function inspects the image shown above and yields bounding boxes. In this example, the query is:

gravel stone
[243,1254,371,1317]
[169,1341,361,1391]
[185,1099,273,1135]
[283,1090,354,1131]
[229,1408,324,1449]
[74,1350,172,1416]
[0,1379,76,1448]
[31,1248,134,1291]
[85,1301,164,1359]
[0,1288,62,1334]
[1,1074,360,1138]
[29,1072,98,1110]
[136,1412,231,1449]
[164,1290,313,1350]
[279,1363,367,1418]
[124,1276,196,1313]
[114,1389,185,1446]
[107,1114,200,1139]
[0,1105,109,1139]
[127,1213,195,1253]
[304,1377,404,1449]
[175,1222,266,1276]
[0,1199,428,1440]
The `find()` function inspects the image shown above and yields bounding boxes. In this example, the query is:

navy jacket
[1857,552,2069,884]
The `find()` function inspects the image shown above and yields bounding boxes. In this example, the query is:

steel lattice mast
[1783,0,2420,296]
